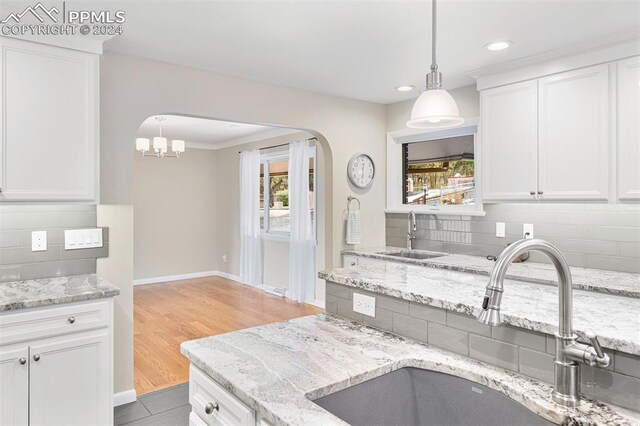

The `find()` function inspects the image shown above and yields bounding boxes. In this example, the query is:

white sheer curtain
[288,141,316,303]
[239,149,263,286]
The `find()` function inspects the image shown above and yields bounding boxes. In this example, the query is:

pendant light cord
[431,0,437,72]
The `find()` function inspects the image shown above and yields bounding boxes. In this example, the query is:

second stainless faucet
[407,211,417,250]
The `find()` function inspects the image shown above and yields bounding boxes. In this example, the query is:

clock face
[348,154,375,188]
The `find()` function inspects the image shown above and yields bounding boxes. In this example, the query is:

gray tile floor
[114,383,190,426]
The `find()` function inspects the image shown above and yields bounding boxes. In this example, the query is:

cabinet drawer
[189,411,209,426]
[189,365,255,426]
[0,300,110,346]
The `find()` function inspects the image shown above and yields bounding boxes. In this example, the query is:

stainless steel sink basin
[383,251,444,260]
[313,368,553,426]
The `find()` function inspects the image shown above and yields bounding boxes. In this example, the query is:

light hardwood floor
[134,276,323,395]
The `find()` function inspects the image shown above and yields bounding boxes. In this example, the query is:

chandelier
[135,117,186,158]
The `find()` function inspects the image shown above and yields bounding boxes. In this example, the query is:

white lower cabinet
[0,345,29,425]
[189,365,255,426]
[0,299,113,426]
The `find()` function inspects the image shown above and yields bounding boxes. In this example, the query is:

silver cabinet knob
[33,354,40,361]
[350,262,356,266]
[538,191,544,195]
[529,191,535,196]
[68,316,75,324]
[19,357,27,365]
[204,402,219,414]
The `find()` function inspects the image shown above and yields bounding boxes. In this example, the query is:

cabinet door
[538,64,610,200]
[29,331,111,426]
[0,345,29,426]
[617,56,640,200]
[481,80,538,200]
[0,38,98,201]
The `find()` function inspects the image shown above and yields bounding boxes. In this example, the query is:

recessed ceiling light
[395,85,415,92]
[484,41,512,51]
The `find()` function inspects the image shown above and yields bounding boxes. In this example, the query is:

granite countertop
[0,274,120,311]
[319,262,640,356]
[181,314,638,426]
[342,247,640,298]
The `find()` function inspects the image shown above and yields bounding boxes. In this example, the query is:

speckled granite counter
[319,262,640,356]
[342,247,640,298]
[0,274,120,311]
[181,314,639,426]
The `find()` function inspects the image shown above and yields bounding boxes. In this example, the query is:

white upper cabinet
[538,64,610,200]
[617,56,640,200]
[0,38,99,202]
[481,80,538,201]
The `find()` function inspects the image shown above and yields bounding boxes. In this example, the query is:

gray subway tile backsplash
[386,204,640,273]
[325,281,640,412]
[0,204,108,282]
[427,322,469,356]
[469,334,519,371]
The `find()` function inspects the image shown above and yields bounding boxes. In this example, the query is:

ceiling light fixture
[485,40,512,51]
[395,85,415,92]
[135,116,186,158]
[407,0,464,129]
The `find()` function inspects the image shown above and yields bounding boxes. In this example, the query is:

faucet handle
[585,331,605,359]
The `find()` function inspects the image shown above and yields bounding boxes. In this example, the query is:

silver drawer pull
[19,357,27,365]
[68,316,76,324]
[33,354,41,362]
[204,402,219,414]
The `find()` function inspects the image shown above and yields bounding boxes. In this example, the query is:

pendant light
[407,0,464,129]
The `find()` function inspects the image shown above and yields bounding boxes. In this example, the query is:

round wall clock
[347,153,375,189]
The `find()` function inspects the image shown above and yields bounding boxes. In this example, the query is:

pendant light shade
[407,0,464,129]
[407,89,464,128]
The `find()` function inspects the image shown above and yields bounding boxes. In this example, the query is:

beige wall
[100,52,386,391]
[133,148,218,280]
[386,85,480,132]
[96,205,134,394]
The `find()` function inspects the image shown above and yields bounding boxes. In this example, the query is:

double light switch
[64,229,103,250]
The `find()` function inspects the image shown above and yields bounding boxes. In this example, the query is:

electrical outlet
[496,222,506,238]
[222,255,227,263]
[31,231,47,252]
[523,224,534,239]
[353,292,376,317]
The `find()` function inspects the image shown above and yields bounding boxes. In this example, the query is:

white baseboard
[213,270,241,282]
[113,389,137,407]
[132,270,322,309]
[133,270,218,285]
[309,298,325,309]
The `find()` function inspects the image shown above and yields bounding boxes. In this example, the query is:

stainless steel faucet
[407,211,417,250]
[477,239,610,407]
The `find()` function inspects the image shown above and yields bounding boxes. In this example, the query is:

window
[259,149,316,238]
[403,135,475,206]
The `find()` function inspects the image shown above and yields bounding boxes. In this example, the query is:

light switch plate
[353,292,376,317]
[65,229,103,250]
[523,224,534,239]
[496,222,506,238]
[31,231,47,252]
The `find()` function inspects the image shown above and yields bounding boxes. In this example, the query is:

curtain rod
[238,137,317,154]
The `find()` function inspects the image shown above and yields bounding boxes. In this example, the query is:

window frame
[260,146,317,241]
[386,117,485,216]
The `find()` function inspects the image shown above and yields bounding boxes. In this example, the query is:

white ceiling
[137,115,299,149]
[38,1,640,103]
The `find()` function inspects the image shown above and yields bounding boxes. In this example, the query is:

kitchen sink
[313,368,553,426]
[383,251,445,260]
